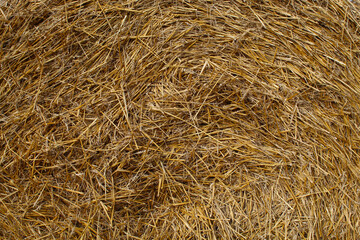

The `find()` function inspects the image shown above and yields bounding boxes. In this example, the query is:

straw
[1,0,360,239]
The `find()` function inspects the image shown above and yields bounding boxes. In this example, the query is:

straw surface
[1,0,360,239]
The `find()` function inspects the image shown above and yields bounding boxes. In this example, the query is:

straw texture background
[1,0,360,239]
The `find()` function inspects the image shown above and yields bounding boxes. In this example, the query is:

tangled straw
[1,0,360,239]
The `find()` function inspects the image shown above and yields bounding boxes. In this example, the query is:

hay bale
[1,0,360,239]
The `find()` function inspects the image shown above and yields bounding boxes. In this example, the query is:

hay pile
[1,0,360,239]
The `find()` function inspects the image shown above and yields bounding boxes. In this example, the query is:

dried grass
[1,0,360,239]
